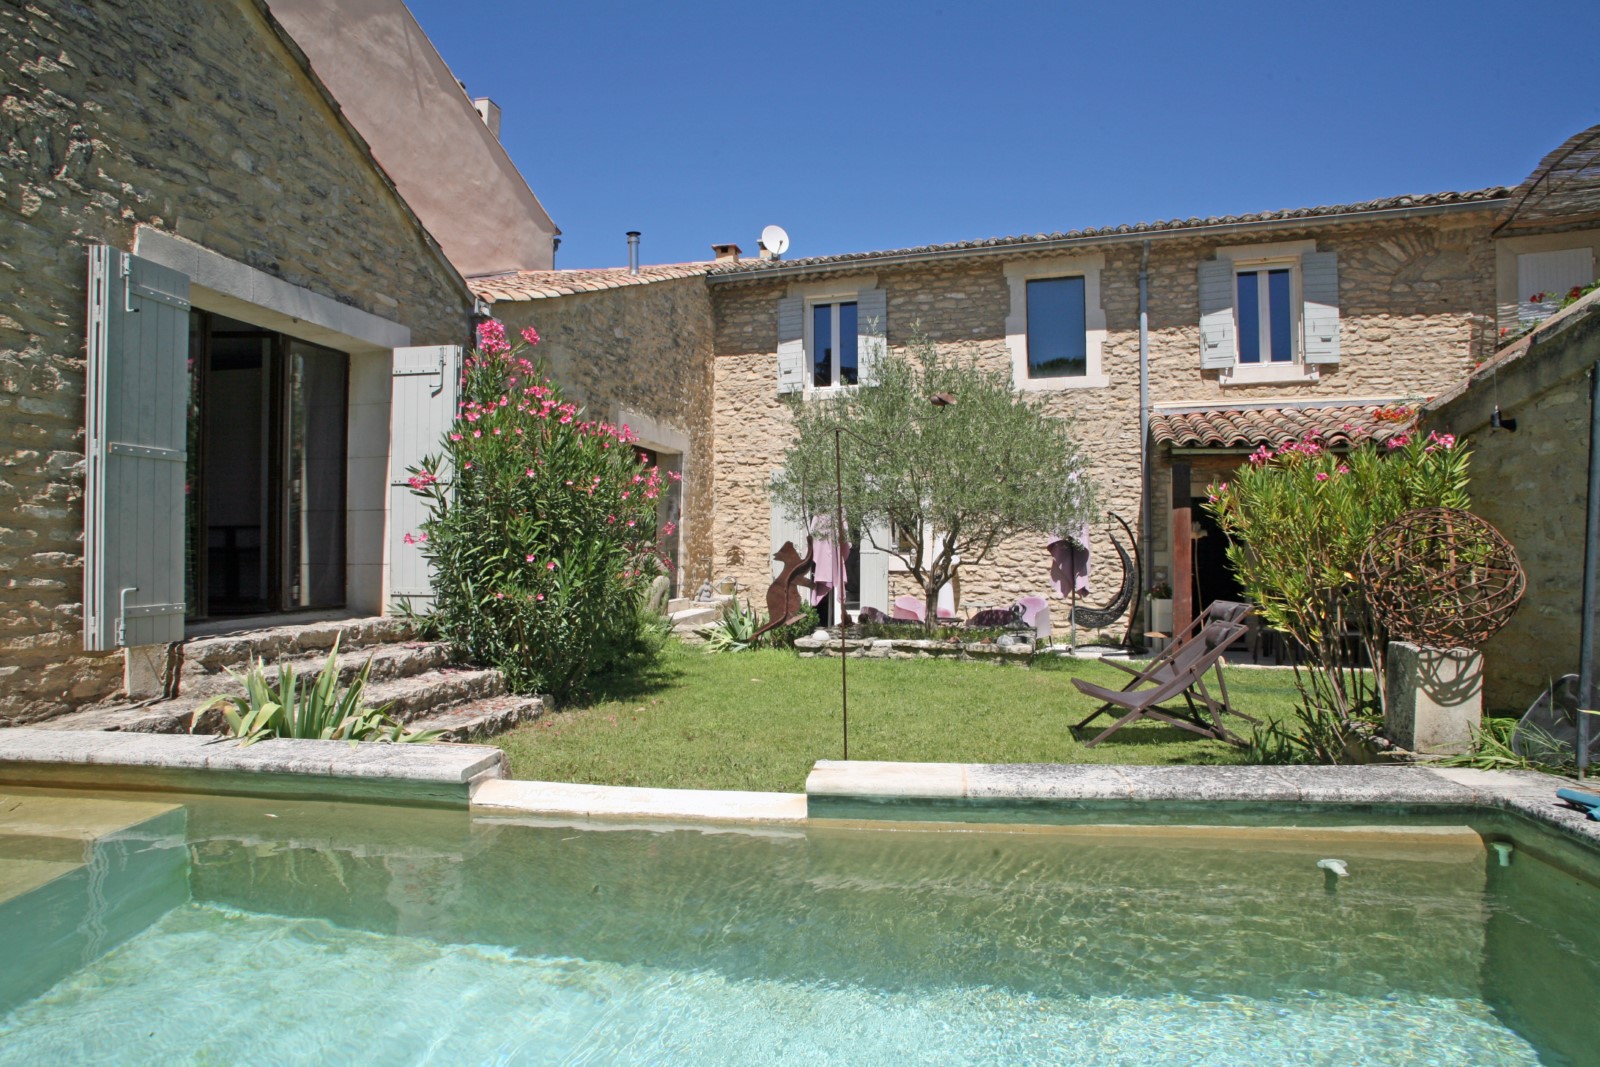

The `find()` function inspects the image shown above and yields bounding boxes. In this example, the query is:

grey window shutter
[856,287,888,386]
[1301,251,1341,364]
[1197,259,1237,369]
[769,473,808,580]
[776,296,804,394]
[388,344,462,610]
[84,246,191,650]
[857,519,891,614]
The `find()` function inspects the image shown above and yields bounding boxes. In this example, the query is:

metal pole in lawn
[834,424,849,760]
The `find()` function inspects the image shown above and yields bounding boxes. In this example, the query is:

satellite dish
[760,224,790,257]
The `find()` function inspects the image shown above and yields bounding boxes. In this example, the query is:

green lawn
[490,641,1304,793]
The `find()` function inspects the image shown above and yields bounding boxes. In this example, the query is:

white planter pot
[1149,598,1173,635]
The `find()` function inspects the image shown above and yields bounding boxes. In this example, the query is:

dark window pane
[838,302,858,385]
[1268,268,1293,362]
[812,304,832,387]
[1025,277,1086,378]
[1236,271,1261,364]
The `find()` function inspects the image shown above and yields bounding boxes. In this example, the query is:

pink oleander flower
[536,593,544,601]
[1337,464,1350,474]
[477,320,510,353]
[662,521,676,536]
[406,471,438,489]
[520,326,540,346]
[526,554,536,563]
[402,532,417,545]
[526,468,536,478]
[1427,430,1456,450]
[545,560,557,571]
[1315,472,1330,482]
[1386,434,1410,450]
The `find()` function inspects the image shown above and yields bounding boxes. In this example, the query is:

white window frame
[805,297,859,393]
[1005,253,1108,390]
[1214,240,1319,386]
[787,275,877,398]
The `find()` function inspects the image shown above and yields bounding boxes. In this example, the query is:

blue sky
[404,0,1600,271]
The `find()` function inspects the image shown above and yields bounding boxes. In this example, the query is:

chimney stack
[626,231,641,274]
[471,97,501,140]
[711,243,742,263]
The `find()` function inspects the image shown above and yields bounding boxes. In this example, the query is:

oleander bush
[404,321,674,698]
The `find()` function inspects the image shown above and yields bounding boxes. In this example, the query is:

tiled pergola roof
[1496,123,1600,233]
[1150,404,1413,450]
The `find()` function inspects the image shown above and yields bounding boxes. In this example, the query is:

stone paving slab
[471,779,807,822]
[0,729,505,808]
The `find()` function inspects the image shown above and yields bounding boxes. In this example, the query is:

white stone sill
[1014,374,1111,392]
[1219,362,1320,386]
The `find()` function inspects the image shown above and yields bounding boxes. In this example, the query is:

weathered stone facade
[0,0,471,722]
[484,278,716,593]
[708,212,1503,623]
[1425,296,1600,713]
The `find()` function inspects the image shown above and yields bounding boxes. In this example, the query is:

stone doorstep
[181,616,415,673]
[31,667,508,735]
[178,641,453,697]
[408,694,545,743]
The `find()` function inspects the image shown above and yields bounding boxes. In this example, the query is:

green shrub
[192,639,438,745]
[700,597,762,653]
[1205,426,1469,739]
[405,320,672,698]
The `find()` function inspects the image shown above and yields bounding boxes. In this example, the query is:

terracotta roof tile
[708,188,1511,279]
[469,262,715,302]
[1151,404,1413,450]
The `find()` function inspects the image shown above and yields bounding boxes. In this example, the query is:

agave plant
[191,638,441,745]
[698,597,762,654]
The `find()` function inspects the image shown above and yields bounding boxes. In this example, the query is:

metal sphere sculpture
[1359,507,1525,649]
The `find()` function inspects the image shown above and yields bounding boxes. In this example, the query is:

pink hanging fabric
[808,516,852,608]
[1047,526,1092,598]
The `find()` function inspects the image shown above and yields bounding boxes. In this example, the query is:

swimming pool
[2,787,1595,1065]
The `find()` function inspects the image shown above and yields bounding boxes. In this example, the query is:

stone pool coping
[0,729,505,808]
[3,729,1598,851]
[804,761,1600,850]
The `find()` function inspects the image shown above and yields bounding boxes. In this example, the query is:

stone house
[0,0,551,724]
[1423,126,1600,713]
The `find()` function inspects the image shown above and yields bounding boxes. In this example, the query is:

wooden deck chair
[1070,617,1252,747]
[1109,600,1253,690]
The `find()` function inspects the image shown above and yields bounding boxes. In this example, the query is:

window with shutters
[1005,254,1108,389]
[1200,240,1337,384]
[776,282,886,396]
[809,300,858,388]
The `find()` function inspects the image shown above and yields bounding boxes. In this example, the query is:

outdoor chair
[1115,599,1252,685]
[1016,595,1052,646]
[892,595,925,622]
[1070,616,1254,748]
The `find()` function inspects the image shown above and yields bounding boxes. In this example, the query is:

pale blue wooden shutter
[776,296,804,394]
[388,344,461,610]
[1197,259,1237,369]
[857,518,891,614]
[83,246,191,650]
[1301,251,1341,364]
[856,287,888,386]
[769,473,807,580]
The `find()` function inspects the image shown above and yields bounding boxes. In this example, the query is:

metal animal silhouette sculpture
[750,537,816,642]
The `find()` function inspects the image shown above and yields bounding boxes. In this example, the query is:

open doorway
[185,312,348,620]
[1189,499,1245,615]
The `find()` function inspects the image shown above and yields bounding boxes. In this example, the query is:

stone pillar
[1384,640,1484,754]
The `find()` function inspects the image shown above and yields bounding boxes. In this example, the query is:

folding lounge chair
[1070,618,1252,747]
[1105,600,1253,691]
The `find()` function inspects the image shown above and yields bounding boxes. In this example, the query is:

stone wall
[486,279,716,595]
[0,0,471,723]
[709,212,1501,628]
[1425,303,1600,713]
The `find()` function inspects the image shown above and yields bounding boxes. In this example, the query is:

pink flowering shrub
[405,321,672,697]
[1203,428,1470,747]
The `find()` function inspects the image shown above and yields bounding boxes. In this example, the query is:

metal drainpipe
[1578,360,1600,777]
[1138,240,1152,642]
[626,231,641,275]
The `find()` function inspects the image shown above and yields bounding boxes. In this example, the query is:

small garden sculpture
[750,537,816,642]
[1359,506,1525,649]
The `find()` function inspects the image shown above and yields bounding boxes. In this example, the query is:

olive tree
[770,333,1097,627]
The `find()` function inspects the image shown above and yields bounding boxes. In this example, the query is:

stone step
[179,641,452,698]
[670,605,721,631]
[181,616,415,677]
[32,666,506,735]
[408,694,545,743]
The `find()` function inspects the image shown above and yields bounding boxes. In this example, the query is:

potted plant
[1148,582,1173,635]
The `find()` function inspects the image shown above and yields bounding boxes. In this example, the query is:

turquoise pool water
[2,789,1596,1065]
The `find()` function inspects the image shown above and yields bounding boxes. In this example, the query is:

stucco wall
[488,278,715,594]
[709,213,1501,626]
[1425,306,1600,713]
[0,0,471,723]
